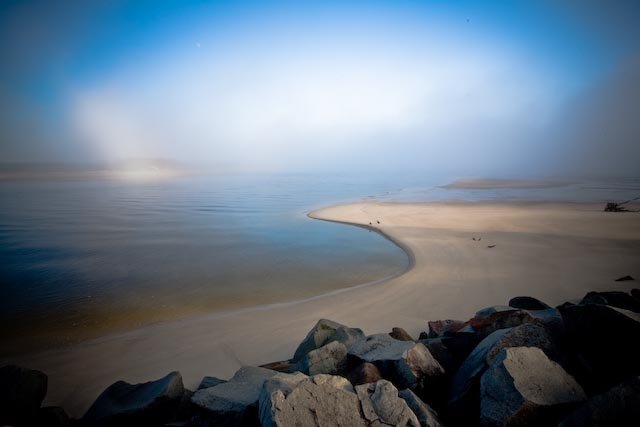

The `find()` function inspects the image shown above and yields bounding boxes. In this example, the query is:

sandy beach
[8,201,640,417]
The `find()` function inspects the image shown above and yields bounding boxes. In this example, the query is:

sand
[7,201,640,417]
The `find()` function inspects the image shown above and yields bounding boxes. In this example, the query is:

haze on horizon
[1,0,639,179]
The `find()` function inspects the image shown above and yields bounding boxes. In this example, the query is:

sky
[1,0,639,177]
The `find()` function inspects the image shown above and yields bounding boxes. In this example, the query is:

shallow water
[1,172,638,355]
[0,173,420,354]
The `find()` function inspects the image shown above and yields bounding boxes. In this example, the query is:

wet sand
[7,201,640,417]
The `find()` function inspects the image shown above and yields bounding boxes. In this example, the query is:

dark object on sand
[604,197,640,212]
[472,237,482,241]
[377,220,380,224]
[487,245,496,248]
[615,275,635,282]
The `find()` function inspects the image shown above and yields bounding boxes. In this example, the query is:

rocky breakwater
[2,289,639,426]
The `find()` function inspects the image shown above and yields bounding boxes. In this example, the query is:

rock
[559,304,640,392]
[398,389,443,427]
[348,334,444,390]
[259,373,366,427]
[292,319,364,362]
[427,319,466,338]
[83,371,184,425]
[390,327,415,341]
[191,366,277,426]
[420,338,457,374]
[356,380,420,426]
[580,291,640,312]
[448,323,557,422]
[258,359,297,374]
[615,275,634,281]
[527,307,565,337]
[0,365,48,426]
[508,296,551,310]
[480,347,586,426]
[346,362,383,386]
[198,376,226,390]
[297,340,348,375]
[560,376,640,426]
[469,306,535,338]
[631,288,640,299]
[35,406,71,427]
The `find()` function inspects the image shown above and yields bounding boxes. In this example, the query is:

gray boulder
[448,323,556,422]
[508,296,551,311]
[259,373,366,426]
[191,366,277,426]
[83,371,184,425]
[480,347,586,426]
[427,319,466,338]
[0,365,48,426]
[398,389,443,427]
[198,376,226,390]
[390,327,415,341]
[297,340,348,375]
[356,380,420,426]
[560,375,640,426]
[292,319,364,362]
[348,334,445,390]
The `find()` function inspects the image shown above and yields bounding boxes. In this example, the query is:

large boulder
[580,291,640,312]
[426,319,466,338]
[292,319,364,362]
[259,373,366,426]
[0,365,48,426]
[191,366,277,426]
[348,334,444,390]
[508,296,551,311]
[469,306,535,338]
[83,371,184,426]
[448,323,557,423]
[559,303,640,393]
[480,347,586,426]
[356,380,420,426]
[296,340,348,375]
[398,389,443,427]
[560,375,640,426]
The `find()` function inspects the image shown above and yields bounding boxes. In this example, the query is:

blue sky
[1,0,639,176]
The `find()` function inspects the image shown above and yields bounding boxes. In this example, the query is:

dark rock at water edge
[508,296,551,311]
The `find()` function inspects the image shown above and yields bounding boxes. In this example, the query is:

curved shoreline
[10,200,640,417]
